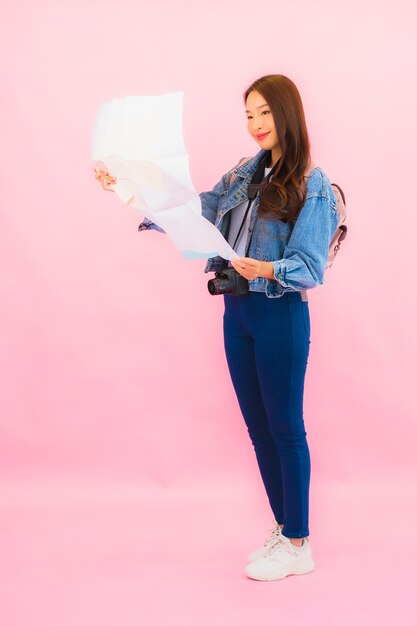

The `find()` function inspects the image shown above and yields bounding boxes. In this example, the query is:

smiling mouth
[256,132,270,140]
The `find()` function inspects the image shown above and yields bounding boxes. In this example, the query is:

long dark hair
[244,74,311,222]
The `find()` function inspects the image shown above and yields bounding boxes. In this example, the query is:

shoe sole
[245,558,315,581]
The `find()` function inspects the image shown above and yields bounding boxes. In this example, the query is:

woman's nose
[249,118,263,132]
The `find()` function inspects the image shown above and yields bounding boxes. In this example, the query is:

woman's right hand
[94,169,117,191]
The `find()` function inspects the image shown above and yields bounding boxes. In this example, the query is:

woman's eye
[247,111,269,119]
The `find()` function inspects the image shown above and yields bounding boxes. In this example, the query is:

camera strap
[231,151,281,257]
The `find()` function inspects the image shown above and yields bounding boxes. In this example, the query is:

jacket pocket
[257,215,290,241]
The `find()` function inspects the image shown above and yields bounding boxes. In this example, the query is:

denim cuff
[137,217,166,234]
[271,260,288,287]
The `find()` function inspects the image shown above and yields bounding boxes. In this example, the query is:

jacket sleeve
[199,157,250,224]
[268,191,339,291]
[137,216,166,233]
[198,173,229,225]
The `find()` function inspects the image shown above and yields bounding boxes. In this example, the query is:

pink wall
[0,0,415,485]
[1,1,416,624]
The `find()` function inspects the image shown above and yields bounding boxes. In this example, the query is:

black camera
[207,267,249,296]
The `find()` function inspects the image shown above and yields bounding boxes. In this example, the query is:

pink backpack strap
[326,184,347,267]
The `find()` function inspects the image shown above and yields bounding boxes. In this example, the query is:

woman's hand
[93,168,117,191]
[230,257,275,280]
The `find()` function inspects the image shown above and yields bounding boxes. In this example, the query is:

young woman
[94,74,339,582]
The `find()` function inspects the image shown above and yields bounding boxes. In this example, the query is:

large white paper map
[92,92,238,261]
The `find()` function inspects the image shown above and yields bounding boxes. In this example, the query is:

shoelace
[263,535,284,557]
[263,535,301,558]
[263,525,282,549]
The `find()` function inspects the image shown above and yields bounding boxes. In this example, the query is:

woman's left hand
[230,257,274,280]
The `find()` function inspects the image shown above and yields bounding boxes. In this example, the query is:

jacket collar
[233,149,269,180]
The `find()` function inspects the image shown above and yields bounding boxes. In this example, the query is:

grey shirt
[227,166,272,262]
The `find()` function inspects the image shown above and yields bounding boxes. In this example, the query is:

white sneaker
[245,533,315,581]
[247,520,283,562]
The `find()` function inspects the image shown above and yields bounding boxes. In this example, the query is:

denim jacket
[138,148,339,299]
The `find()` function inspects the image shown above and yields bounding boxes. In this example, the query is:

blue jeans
[223,290,311,539]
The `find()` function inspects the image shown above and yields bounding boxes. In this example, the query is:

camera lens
[207,274,232,295]
[207,279,218,295]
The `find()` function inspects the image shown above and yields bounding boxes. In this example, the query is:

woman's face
[245,90,280,155]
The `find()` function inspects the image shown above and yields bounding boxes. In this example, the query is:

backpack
[229,157,347,269]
